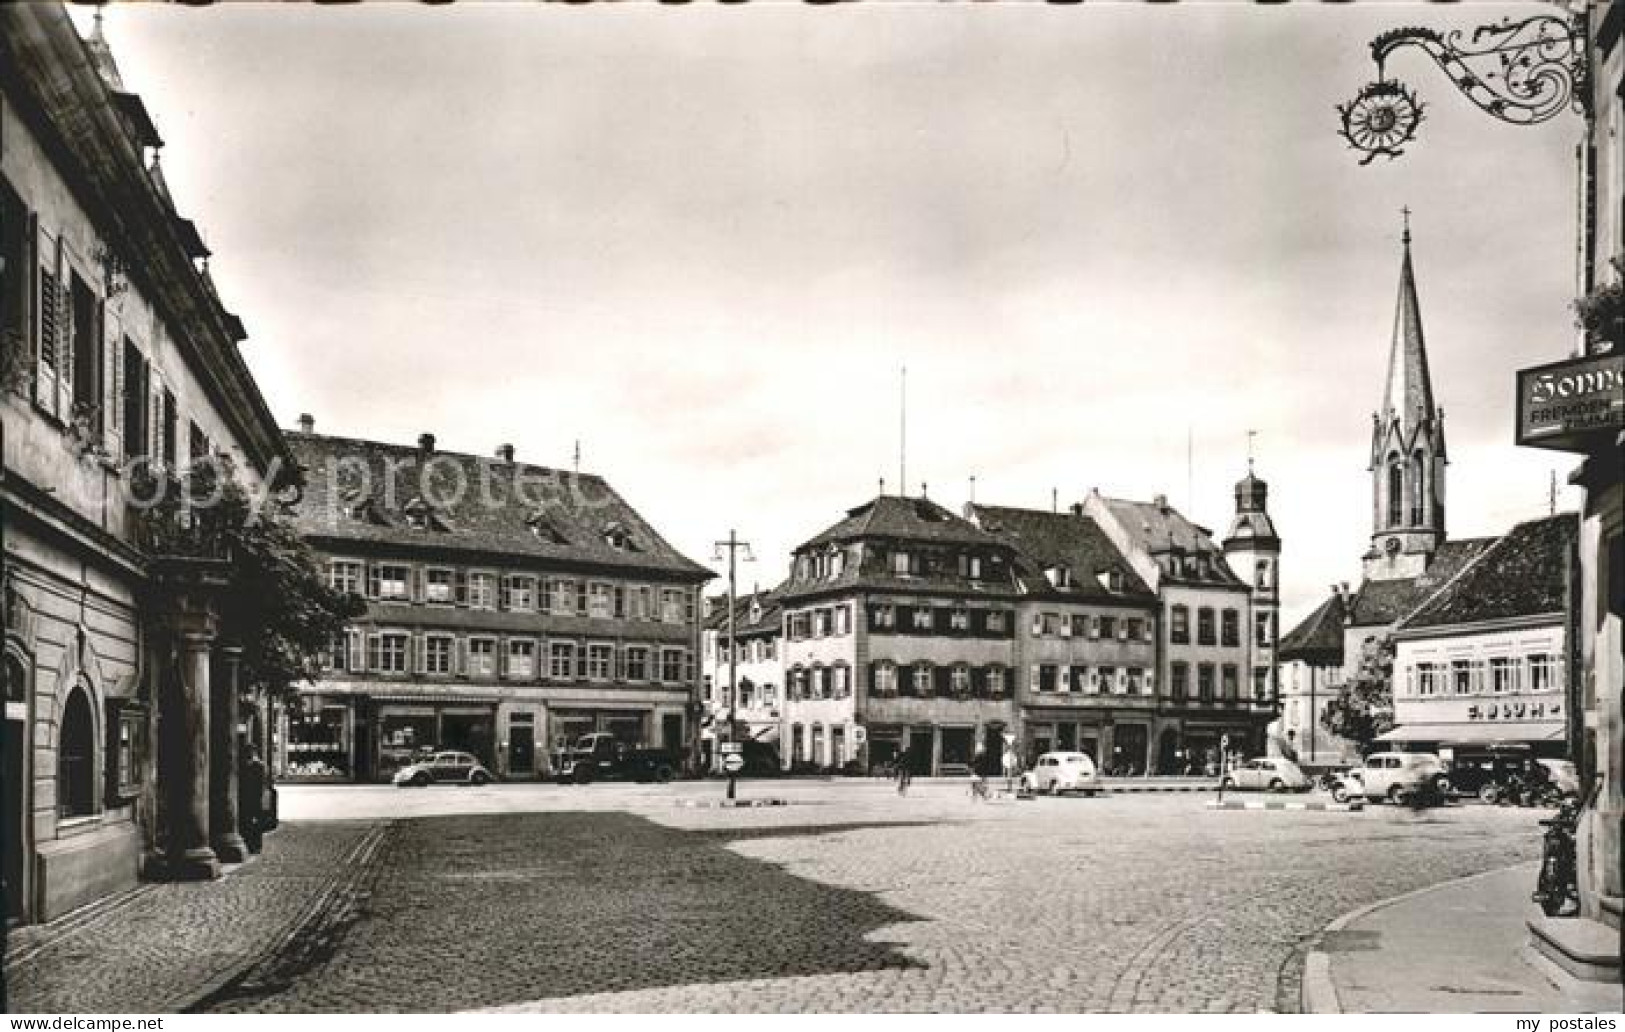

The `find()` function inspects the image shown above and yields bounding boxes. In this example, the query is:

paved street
[10,780,1549,1013]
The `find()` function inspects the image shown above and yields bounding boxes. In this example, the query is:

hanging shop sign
[1515,353,1624,452]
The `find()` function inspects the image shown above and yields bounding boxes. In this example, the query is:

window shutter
[346,630,364,672]
[33,222,59,418]
[1088,616,1101,640]
[412,567,424,604]
[1143,620,1155,642]
[497,575,511,611]
[576,645,588,679]
[455,637,468,676]
[1059,616,1073,638]
[614,586,625,619]
[102,304,120,455]
[1031,613,1043,636]
[365,633,381,672]
[497,638,509,678]
[366,565,380,599]
[414,633,426,674]
[1089,669,1100,692]
[1029,664,1040,692]
[577,582,588,616]
[148,377,162,467]
[1059,667,1071,692]
[454,570,468,606]
[1116,621,1128,642]
[1145,670,1157,694]
[1116,669,1127,693]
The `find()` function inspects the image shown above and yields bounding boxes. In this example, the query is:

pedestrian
[1001,740,1020,794]
[895,745,913,796]
[238,742,266,854]
[969,746,989,802]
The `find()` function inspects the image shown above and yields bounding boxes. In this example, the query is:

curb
[1299,862,1535,1014]
[1207,799,1364,812]
[1111,784,1220,793]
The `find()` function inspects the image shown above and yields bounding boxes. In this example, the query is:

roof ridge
[1394,528,1509,631]
[289,431,594,480]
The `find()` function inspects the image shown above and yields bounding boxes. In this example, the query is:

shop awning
[1375,724,1564,746]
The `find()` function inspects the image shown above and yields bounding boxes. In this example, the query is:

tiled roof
[704,587,784,635]
[798,494,998,551]
[285,432,712,581]
[1279,593,1347,663]
[965,504,1155,603]
[1096,495,1245,588]
[1346,537,1496,627]
[1398,514,1577,631]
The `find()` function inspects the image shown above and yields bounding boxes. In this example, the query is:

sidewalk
[4,821,380,1014]
[1310,861,1623,1013]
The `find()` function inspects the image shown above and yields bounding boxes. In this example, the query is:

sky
[77,2,1585,631]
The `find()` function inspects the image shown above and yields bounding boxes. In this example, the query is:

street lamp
[712,530,754,799]
[1336,10,1589,164]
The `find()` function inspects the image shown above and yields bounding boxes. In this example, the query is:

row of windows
[1168,661,1264,702]
[1168,605,1242,648]
[3,193,221,474]
[1406,654,1561,697]
[785,605,854,640]
[867,604,1013,637]
[868,661,1008,700]
[1030,664,1153,695]
[706,679,778,709]
[330,630,694,683]
[713,637,779,664]
[1029,612,1152,643]
[788,664,855,701]
[329,560,696,623]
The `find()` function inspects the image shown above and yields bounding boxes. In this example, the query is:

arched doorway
[4,652,28,921]
[57,687,95,819]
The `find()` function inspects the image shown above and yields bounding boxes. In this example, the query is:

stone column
[210,646,247,863]
[159,628,220,880]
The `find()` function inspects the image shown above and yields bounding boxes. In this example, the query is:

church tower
[1224,457,1280,704]
[1364,214,1447,582]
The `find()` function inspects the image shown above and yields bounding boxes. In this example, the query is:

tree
[1321,634,1395,754]
[134,457,365,697]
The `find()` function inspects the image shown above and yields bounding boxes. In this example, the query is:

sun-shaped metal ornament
[1337,80,1426,164]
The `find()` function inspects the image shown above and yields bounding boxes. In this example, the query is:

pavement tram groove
[5,783,1563,1014]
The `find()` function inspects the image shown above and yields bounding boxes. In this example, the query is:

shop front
[285,695,354,780]
[374,701,497,782]
[1023,710,1105,765]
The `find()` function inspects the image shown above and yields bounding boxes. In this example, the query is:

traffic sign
[720,742,743,754]
[722,754,745,774]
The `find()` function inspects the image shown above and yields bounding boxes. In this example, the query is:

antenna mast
[900,365,907,498]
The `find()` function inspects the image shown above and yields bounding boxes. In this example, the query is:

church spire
[1379,207,1438,438]
[1366,210,1448,581]
[83,6,125,91]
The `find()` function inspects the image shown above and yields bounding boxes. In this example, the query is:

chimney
[418,433,436,455]
[1070,502,1084,517]
[297,413,314,434]
[495,444,515,463]
[1153,493,1169,513]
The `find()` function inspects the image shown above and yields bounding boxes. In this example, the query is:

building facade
[778,494,1021,775]
[700,588,784,764]
[2,5,291,921]
[1084,490,1273,770]
[1386,514,1578,764]
[285,426,711,782]
[1276,588,1356,768]
[966,503,1159,774]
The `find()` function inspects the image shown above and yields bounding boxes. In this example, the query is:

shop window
[288,702,350,778]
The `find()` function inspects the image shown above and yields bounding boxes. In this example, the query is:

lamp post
[712,530,753,799]
[1335,8,1589,165]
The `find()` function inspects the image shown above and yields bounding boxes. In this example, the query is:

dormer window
[1095,568,1123,592]
[891,551,912,576]
[1046,565,1073,589]
[959,554,984,579]
[599,521,634,551]
[748,601,762,625]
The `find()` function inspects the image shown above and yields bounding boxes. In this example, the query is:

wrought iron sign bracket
[1338,13,1589,164]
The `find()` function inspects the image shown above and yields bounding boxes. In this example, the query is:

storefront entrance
[508,715,535,777]
[907,729,933,774]
[940,726,975,768]
[1110,724,1148,776]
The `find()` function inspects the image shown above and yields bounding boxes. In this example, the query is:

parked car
[1352,751,1449,803]
[1328,768,1365,803]
[1019,752,1102,796]
[392,751,495,787]
[555,733,683,784]
[1220,757,1311,792]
